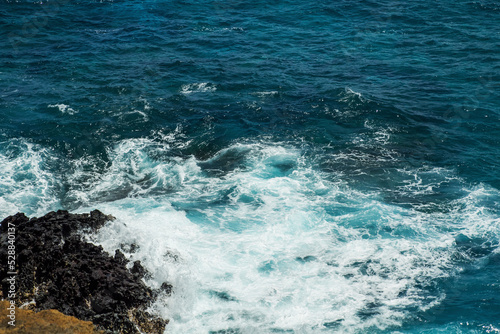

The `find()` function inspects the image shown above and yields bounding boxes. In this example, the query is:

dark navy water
[1,1,500,333]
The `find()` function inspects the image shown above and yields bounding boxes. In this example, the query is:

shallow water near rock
[1,0,499,333]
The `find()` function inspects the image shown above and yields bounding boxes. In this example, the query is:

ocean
[1,0,499,332]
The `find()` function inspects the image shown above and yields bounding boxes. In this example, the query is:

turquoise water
[1,0,499,332]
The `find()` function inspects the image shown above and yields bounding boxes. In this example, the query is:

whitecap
[48,103,77,115]
[180,83,217,94]
[3,135,498,333]
[251,91,279,98]
[71,140,500,333]
[0,139,61,217]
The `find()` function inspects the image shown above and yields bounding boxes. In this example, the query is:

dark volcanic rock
[0,210,168,334]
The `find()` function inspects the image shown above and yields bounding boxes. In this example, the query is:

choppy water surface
[1,0,499,333]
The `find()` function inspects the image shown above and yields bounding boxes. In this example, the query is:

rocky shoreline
[0,210,169,333]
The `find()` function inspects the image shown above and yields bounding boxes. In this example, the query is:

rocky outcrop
[0,210,168,334]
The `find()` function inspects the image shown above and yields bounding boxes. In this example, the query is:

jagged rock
[131,261,148,279]
[160,282,173,296]
[0,210,168,334]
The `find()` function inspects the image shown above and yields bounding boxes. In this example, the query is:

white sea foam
[120,109,150,122]
[395,167,461,196]
[48,103,77,115]
[342,88,363,100]
[339,88,366,107]
[251,91,279,98]
[0,140,60,218]
[2,134,499,333]
[68,138,499,333]
[180,82,217,94]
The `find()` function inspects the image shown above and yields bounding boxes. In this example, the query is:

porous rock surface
[0,210,168,334]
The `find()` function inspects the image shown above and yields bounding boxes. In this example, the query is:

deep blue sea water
[1,0,500,332]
